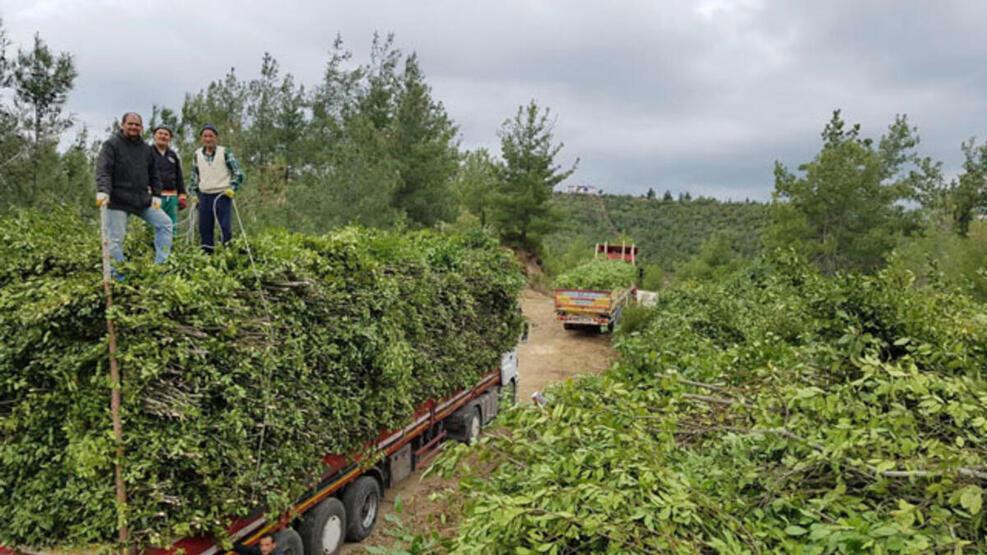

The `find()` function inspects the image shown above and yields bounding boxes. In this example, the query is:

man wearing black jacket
[95,112,172,264]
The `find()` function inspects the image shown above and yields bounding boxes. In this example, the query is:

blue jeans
[198,192,232,254]
[106,206,173,264]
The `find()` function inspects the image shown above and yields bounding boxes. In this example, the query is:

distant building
[564,184,603,195]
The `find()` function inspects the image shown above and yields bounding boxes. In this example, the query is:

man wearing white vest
[190,123,245,254]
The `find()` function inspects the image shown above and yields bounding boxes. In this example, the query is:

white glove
[151,196,162,209]
[96,192,109,207]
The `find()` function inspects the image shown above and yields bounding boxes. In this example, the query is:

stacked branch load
[0,210,524,548]
[554,259,637,291]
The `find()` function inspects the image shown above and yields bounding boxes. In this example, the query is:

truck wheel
[342,476,382,542]
[273,528,304,554]
[299,496,347,555]
[563,323,576,330]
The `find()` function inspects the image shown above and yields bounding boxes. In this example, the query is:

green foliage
[440,254,987,553]
[0,209,523,549]
[614,303,655,335]
[453,149,499,228]
[894,221,987,301]
[0,24,91,213]
[543,194,768,275]
[766,110,927,274]
[914,138,987,237]
[539,235,594,278]
[554,259,637,291]
[638,263,663,291]
[676,231,744,283]
[492,100,577,251]
[389,54,460,227]
[11,32,77,145]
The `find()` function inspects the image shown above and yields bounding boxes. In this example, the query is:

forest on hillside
[543,193,769,273]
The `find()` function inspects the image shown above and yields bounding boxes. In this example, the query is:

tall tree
[389,54,459,227]
[766,110,925,273]
[11,33,76,189]
[244,52,281,169]
[178,68,248,157]
[357,32,401,131]
[948,139,987,236]
[493,100,577,249]
[454,148,499,227]
[0,21,30,203]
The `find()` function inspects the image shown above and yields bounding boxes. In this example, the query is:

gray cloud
[2,0,984,200]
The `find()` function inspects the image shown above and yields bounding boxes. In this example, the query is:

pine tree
[492,100,577,250]
[766,110,925,273]
[11,32,76,190]
[389,54,459,227]
[454,148,499,227]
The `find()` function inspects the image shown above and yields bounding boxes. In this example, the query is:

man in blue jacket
[95,112,172,264]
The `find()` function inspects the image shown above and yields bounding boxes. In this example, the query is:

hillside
[544,193,769,272]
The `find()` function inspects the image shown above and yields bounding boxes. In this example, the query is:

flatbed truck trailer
[1,349,520,555]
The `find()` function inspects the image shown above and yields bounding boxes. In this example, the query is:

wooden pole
[99,205,129,551]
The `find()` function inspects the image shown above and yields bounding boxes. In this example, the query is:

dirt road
[343,287,615,553]
[515,287,615,402]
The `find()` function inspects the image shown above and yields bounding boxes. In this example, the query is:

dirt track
[343,287,615,553]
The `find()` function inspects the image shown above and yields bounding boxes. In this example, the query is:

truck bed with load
[155,349,519,555]
[0,214,525,555]
[554,243,639,332]
[1,350,519,555]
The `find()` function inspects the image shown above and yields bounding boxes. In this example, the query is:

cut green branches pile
[0,209,523,549]
[439,255,987,553]
[553,259,636,291]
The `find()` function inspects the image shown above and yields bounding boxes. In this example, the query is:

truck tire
[563,323,576,331]
[299,496,347,555]
[342,476,382,542]
[273,528,304,554]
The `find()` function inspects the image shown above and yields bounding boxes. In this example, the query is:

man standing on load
[95,112,172,264]
[190,123,244,254]
[151,124,187,231]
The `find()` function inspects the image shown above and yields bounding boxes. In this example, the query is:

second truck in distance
[554,243,639,332]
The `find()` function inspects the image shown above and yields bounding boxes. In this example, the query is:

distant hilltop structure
[564,184,603,195]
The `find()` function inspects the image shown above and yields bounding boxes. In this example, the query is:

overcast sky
[1,0,985,200]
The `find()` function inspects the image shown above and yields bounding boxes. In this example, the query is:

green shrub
[894,222,987,301]
[614,303,655,336]
[639,263,663,290]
